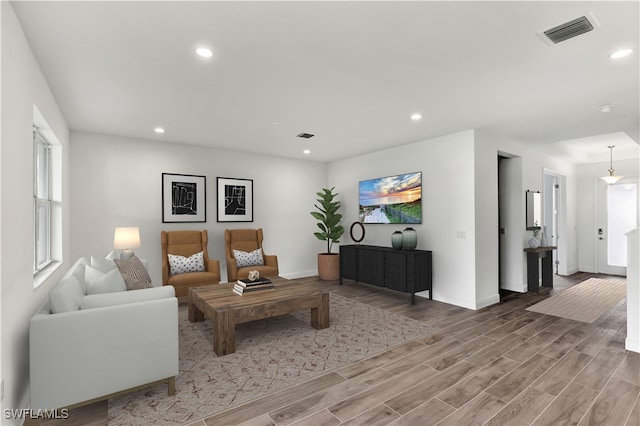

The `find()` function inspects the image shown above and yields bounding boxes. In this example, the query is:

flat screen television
[358,172,422,224]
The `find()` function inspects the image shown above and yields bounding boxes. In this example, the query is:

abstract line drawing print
[172,181,198,215]
[224,185,246,215]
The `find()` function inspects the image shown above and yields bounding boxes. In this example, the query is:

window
[33,106,63,287]
[34,127,52,272]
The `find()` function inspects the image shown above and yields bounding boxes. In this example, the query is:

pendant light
[600,145,623,185]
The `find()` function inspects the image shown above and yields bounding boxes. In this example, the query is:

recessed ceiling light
[154,127,165,134]
[411,113,422,121]
[195,47,213,58]
[599,105,613,113]
[609,48,633,59]
[303,149,311,155]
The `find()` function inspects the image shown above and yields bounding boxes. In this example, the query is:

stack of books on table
[233,277,274,295]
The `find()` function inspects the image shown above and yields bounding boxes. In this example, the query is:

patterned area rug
[526,278,626,323]
[108,292,436,425]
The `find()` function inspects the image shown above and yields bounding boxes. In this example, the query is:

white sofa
[30,255,179,410]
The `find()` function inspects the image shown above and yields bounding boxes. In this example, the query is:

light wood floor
[31,273,639,426]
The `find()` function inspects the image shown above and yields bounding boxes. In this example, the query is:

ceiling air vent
[539,12,599,45]
[297,132,315,139]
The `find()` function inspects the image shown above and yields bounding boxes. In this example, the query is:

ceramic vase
[528,237,540,249]
[401,227,417,250]
[391,231,403,250]
[540,227,548,247]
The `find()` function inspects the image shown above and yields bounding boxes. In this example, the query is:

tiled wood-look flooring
[34,273,639,425]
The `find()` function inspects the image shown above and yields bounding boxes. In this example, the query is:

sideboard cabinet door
[384,251,407,292]
[358,248,385,287]
[340,245,358,281]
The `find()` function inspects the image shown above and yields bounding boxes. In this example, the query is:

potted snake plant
[310,187,345,280]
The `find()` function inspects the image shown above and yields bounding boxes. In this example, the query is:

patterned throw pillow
[167,251,205,275]
[114,256,153,291]
[233,248,264,268]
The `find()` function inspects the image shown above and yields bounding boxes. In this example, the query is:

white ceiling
[10,1,640,164]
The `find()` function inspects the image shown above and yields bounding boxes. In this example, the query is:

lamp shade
[113,227,141,249]
[600,174,623,185]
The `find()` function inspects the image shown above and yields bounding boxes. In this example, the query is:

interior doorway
[498,153,524,295]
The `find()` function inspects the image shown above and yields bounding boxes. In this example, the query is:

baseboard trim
[476,294,500,310]
[626,337,640,353]
[280,270,317,280]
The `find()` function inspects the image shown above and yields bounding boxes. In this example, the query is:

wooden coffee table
[188,279,330,356]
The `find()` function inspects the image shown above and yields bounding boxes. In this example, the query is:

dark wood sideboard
[523,246,557,292]
[339,244,432,304]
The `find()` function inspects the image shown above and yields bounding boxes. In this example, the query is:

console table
[524,246,557,292]
[339,244,432,304]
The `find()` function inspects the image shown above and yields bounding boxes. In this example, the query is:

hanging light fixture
[600,145,623,185]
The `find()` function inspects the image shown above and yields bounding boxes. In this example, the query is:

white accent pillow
[90,255,117,273]
[168,251,205,275]
[50,275,85,313]
[233,248,264,268]
[84,265,127,295]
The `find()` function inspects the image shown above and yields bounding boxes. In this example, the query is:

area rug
[526,278,626,323]
[107,292,436,425]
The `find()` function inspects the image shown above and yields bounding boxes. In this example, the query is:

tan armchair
[161,230,221,297]
[224,228,279,282]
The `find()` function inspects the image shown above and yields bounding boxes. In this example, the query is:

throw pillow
[85,265,127,295]
[114,256,153,291]
[90,255,117,273]
[167,251,205,275]
[233,248,264,268]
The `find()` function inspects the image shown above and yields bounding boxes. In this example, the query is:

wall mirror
[526,190,542,230]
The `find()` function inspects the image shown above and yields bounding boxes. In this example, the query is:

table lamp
[113,227,141,260]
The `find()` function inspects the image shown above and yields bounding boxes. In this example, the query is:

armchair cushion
[233,248,264,268]
[168,251,205,275]
[167,271,220,287]
[114,256,153,290]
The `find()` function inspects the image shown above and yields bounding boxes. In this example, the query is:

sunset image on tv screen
[358,172,421,224]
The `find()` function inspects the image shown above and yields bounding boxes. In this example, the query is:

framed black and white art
[162,173,206,223]
[217,177,253,222]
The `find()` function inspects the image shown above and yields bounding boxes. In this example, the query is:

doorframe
[543,168,568,276]
[595,176,639,276]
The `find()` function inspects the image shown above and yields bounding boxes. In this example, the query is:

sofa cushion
[49,275,85,314]
[168,251,205,275]
[114,256,153,290]
[233,248,264,268]
[80,285,175,310]
[85,266,127,295]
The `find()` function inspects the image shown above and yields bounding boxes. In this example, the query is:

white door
[597,178,638,276]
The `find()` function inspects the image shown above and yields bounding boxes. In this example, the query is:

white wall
[330,130,480,309]
[70,132,328,284]
[329,129,579,310]
[475,131,578,290]
[1,3,71,420]
[577,157,640,272]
